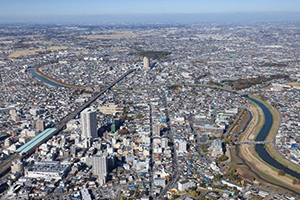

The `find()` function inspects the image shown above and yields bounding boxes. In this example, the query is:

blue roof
[204,178,211,182]
[129,185,138,189]
[16,128,57,153]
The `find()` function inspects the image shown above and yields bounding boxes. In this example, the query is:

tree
[190,190,197,197]
[224,138,230,144]
[293,179,297,185]
[215,155,229,163]
[278,169,285,176]
[214,173,222,181]
[201,144,208,153]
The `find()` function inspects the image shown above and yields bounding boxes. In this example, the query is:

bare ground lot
[285,82,300,86]
[22,40,52,45]
[8,46,68,58]
[0,34,41,40]
[80,33,138,39]
[79,31,154,39]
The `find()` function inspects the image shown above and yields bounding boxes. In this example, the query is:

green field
[137,50,171,60]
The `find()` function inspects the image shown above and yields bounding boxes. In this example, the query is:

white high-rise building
[92,155,108,176]
[178,140,187,153]
[81,108,97,139]
[161,137,168,148]
[143,57,150,69]
[153,123,161,136]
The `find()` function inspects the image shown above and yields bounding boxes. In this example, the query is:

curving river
[29,69,63,87]
[247,96,300,179]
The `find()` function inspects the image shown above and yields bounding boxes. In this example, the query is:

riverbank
[248,100,265,141]
[248,95,280,142]
[227,108,300,195]
[33,68,86,89]
[236,96,300,194]
[256,98,300,173]
[248,97,300,174]
[239,143,300,195]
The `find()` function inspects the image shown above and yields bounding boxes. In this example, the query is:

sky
[1,0,300,23]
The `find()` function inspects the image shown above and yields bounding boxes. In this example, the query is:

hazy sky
[1,0,300,23]
[1,0,300,16]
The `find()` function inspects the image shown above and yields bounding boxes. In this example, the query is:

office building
[81,108,97,139]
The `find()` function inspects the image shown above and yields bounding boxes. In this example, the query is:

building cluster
[0,23,300,199]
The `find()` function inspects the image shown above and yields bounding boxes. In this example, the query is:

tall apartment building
[92,155,108,176]
[143,57,150,69]
[81,108,97,139]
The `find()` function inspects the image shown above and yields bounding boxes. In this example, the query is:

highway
[0,68,136,179]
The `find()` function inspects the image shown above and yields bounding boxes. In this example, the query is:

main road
[0,68,136,177]
[156,90,178,200]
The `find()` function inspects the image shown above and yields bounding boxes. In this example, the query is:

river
[247,96,300,179]
[29,69,63,87]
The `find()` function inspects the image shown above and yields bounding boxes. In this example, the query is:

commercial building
[24,161,71,180]
[81,108,97,139]
[98,103,123,115]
